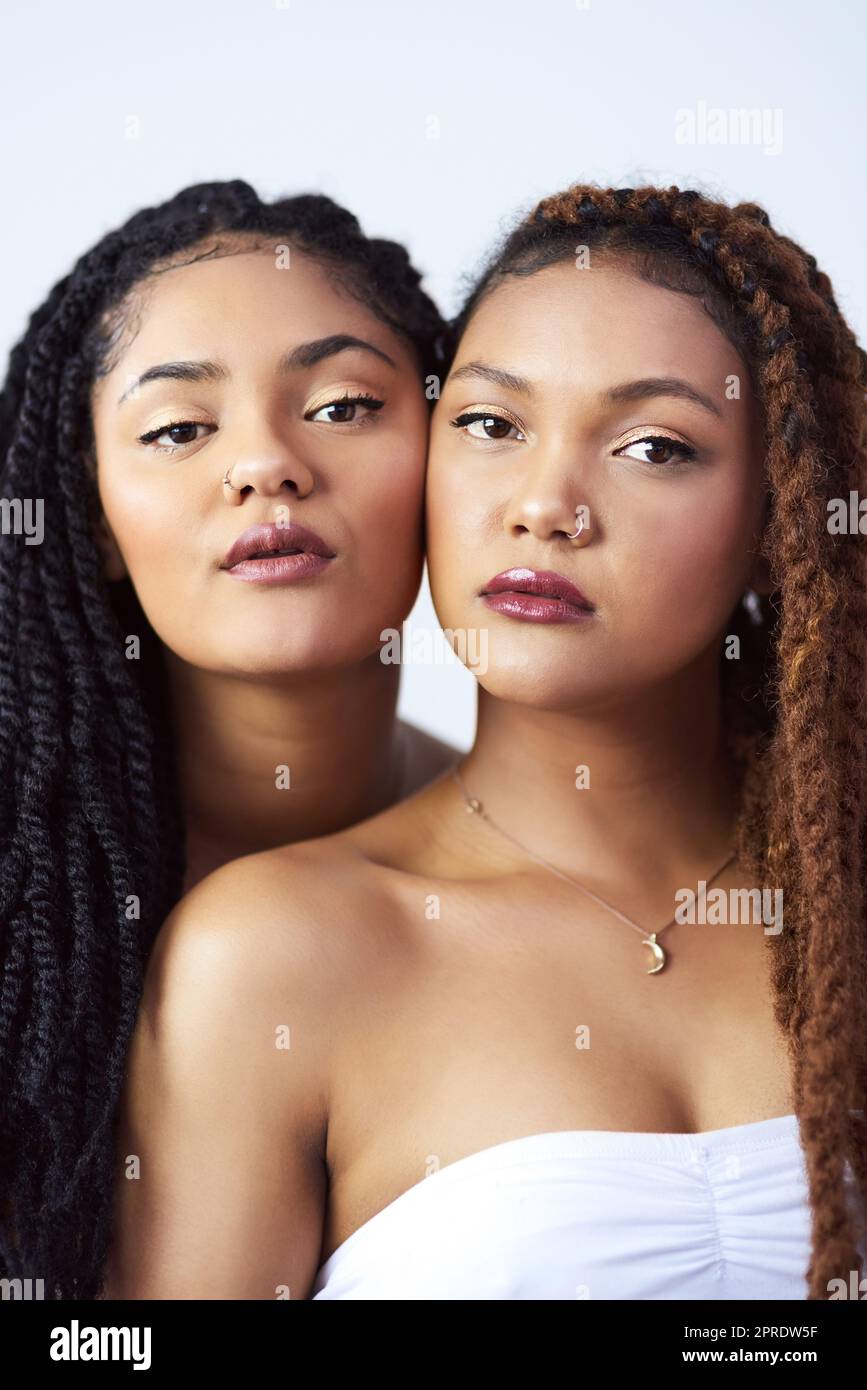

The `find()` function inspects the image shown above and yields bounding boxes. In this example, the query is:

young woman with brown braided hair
[107,182,867,1301]
[0,179,458,1298]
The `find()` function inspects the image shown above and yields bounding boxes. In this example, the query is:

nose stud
[567,507,591,542]
[222,465,242,503]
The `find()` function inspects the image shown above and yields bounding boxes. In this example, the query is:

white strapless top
[311,1113,866,1300]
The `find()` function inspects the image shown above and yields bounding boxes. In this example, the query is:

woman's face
[426,259,769,710]
[90,243,429,675]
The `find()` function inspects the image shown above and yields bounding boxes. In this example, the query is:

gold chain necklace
[451,764,736,975]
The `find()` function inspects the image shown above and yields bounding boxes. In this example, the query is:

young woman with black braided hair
[107,182,867,1302]
[0,178,458,1297]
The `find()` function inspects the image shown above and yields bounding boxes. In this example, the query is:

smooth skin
[104,259,792,1300]
[89,238,455,892]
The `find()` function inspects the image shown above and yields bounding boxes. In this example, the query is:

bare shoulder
[104,844,393,1299]
[149,837,399,1015]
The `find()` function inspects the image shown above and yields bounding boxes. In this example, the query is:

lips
[222,521,335,569]
[481,568,595,610]
[220,521,336,585]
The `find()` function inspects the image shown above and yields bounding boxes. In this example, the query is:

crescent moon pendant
[644,934,666,974]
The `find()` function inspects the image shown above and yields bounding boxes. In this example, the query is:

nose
[223,425,316,501]
[503,442,594,544]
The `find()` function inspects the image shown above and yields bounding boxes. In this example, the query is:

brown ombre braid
[453,183,867,1299]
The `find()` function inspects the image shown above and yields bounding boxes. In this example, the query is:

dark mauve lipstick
[220,521,336,586]
[480,567,596,624]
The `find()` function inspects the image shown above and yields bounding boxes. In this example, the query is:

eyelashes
[450,410,525,442]
[616,435,698,466]
[137,393,386,455]
[448,410,698,468]
[137,420,215,453]
[304,393,384,425]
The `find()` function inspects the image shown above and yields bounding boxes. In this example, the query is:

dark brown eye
[450,412,524,441]
[165,423,199,445]
[323,402,357,422]
[138,420,212,451]
[479,416,510,439]
[617,435,697,466]
[306,394,384,425]
[645,439,676,464]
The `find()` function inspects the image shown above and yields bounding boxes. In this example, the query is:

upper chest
[319,870,795,1259]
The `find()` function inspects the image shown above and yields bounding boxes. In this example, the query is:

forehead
[454,261,747,396]
[92,245,409,387]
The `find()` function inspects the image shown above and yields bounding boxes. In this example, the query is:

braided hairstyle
[0,179,446,1298]
[451,184,867,1299]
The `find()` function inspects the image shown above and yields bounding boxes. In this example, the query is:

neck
[164,649,406,890]
[459,656,739,900]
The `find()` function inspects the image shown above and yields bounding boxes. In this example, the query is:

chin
[472,662,607,712]
[213,622,403,678]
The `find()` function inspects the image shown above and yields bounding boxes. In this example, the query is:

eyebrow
[116,334,397,407]
[605,376,722,419]
[447,362,721,419]
[448,361,534,395]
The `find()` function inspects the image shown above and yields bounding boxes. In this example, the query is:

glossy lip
[220,521,336,585]
[479,567,596,624]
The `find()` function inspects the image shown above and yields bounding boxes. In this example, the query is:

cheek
[428,452,489,527]
[98,461,219,663]
[425,451,491,619]
[352,437,426,539]
[99,459,205,589]
[609,473,758,658]
[340,438,427,619]
[349,462,428,669]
